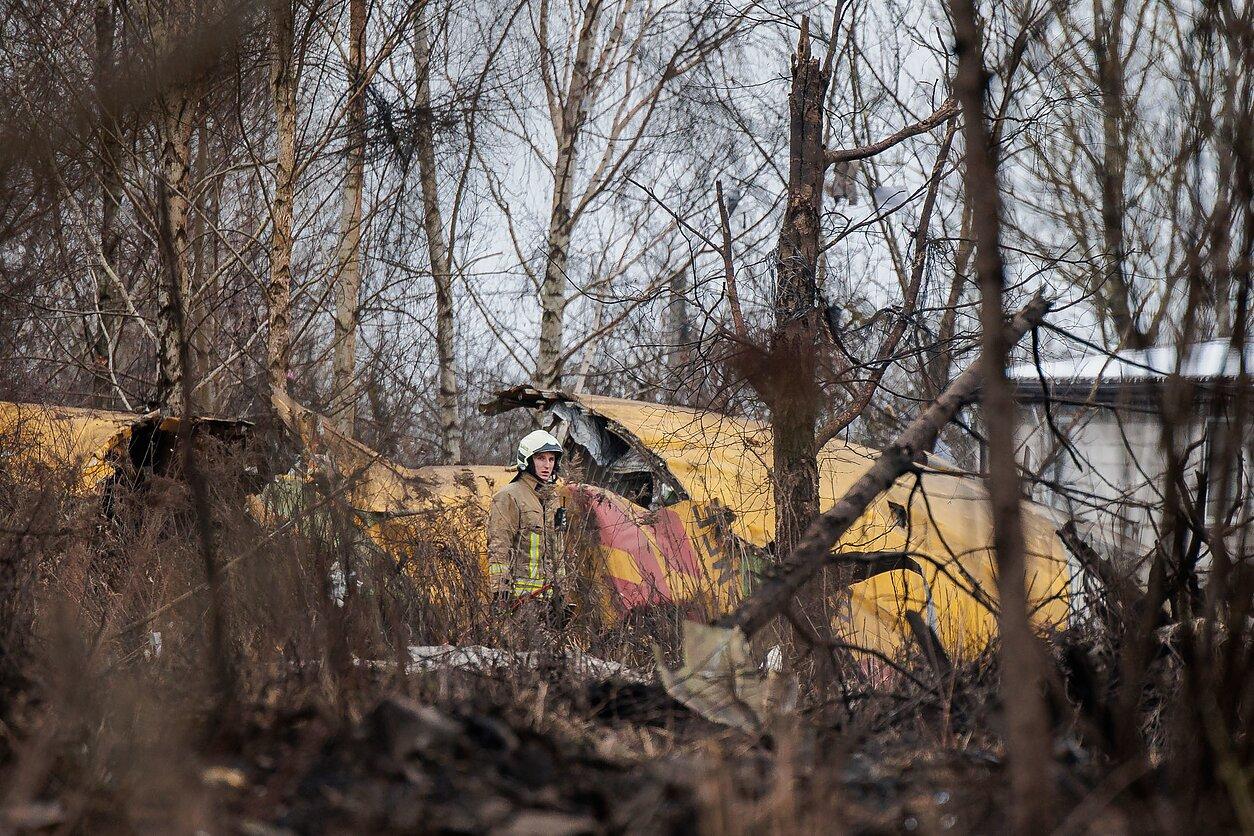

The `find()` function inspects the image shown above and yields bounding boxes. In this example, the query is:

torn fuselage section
[482,386,688,514]
[482,387,756,613]
[547,401,685,510]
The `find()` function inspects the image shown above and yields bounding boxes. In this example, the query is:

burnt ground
[184,664,1086,835]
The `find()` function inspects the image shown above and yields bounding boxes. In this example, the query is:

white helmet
[515,429,564,474]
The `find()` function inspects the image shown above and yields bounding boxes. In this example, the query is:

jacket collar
[513,470,546,489]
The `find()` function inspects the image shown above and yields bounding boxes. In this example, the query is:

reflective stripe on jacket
[486,472,571,596]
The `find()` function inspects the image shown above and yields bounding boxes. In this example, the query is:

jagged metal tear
[550,402,616,465]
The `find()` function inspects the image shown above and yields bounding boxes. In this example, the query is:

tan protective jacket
[486,472,572,596]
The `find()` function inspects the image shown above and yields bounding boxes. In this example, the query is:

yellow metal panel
[846,571,930,659]
[564,394,1072,657]
[285,390,1072,656]
[0,401,139,492]
[599,545,645,585]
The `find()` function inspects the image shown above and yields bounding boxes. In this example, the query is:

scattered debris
[202,765,249,790]
[655,623,797,733]
[381,645,650,682]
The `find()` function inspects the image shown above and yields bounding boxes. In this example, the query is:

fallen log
[718,291,1052,638]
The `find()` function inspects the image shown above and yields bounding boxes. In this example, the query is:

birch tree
[412,11,461,461]
[511,0,738,388]
[267,0,298,399]
[152,10,201,411]
[91,0,124,408]
[332,0,367,434]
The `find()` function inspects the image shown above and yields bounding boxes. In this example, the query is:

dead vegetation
[0,413,1249,835]
[0,0,1250,831]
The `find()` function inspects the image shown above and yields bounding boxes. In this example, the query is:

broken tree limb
[815,121,958,448]
[1057,521,1146,622]
[823,97,958,166]
[716,291,1052,638]
[715,180,748,341]
[768,20,826,559]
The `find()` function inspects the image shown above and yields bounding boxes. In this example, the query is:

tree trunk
[92,0,122,408]
[667,267,692,395]
[268,0,297,400]
[190,118,215,408]
[721,295,1052,637]
[770,23,827,557]
[155,84,197,411]
[332,0,366,435]
[951,0,1057,829]
[413,15,462,462]
[1093,0,1147,350]
[534,0,600,389]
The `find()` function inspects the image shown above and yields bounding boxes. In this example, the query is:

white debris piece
[330,562,347,607]
[359,645,649,682]
[655,623,797,733]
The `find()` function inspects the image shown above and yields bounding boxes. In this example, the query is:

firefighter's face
[531,451,557,482]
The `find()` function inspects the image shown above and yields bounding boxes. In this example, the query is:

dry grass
[0,425,1250,834]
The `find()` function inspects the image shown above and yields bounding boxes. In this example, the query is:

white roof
[1009,339,1254,382]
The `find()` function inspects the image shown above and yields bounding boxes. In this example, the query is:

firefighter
[487,430,573,616]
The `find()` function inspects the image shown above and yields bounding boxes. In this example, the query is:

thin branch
[717,293,1052,638]
[816,121,957,446]
[824,97,958,166]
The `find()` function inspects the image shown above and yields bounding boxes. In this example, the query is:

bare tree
[1090,0,1148,349]
[514,0,736,388]
[531,0,598,390]
[152,10,202,411]
[267,0,298,399]
[91,0,124,408]
[951,0,1055,828]
[332,0,367,434]
[766,21,827,557]
[412,9,461,461]
[744,14,959,556]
